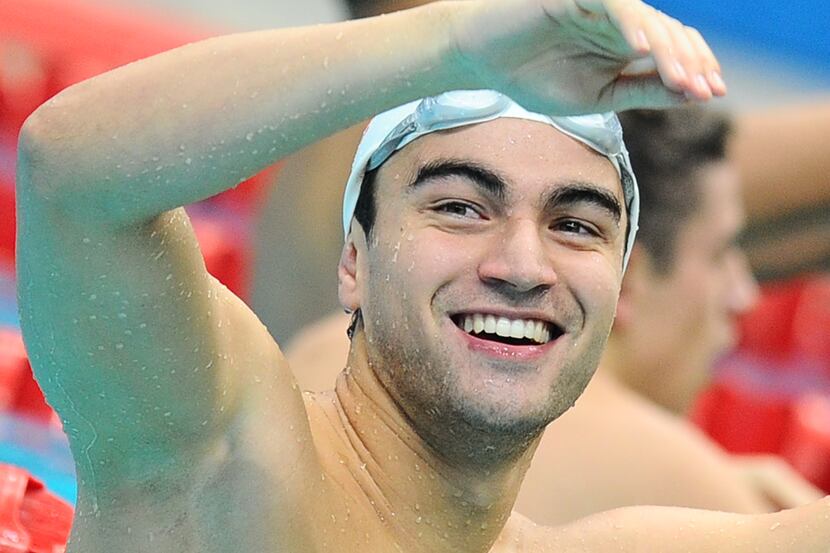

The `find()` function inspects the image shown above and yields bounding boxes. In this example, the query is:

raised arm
[733,99,830,221]
[731,99,830,278]
[19,0,721,224]
[15,0,722,550]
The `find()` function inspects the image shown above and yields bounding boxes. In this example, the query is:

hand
[734,454,825,511]
[450,0,725,115]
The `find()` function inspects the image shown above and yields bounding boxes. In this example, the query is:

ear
[337,230,361,312]
[615,245,652,329]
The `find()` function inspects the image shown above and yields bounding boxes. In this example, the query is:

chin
[455,358,595,434]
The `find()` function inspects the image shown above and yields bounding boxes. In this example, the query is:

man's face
[343,119,626,448]
[622,162,758,413]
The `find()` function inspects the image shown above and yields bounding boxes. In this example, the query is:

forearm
[18,2,467,225]
[732,99,830,222]
[571,498,830,552]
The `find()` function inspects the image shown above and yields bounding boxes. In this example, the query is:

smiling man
[13,0,830,552]
[337,106,631,470]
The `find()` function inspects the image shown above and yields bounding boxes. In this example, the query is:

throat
[326,337,528,553]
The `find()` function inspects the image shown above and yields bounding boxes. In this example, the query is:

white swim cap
[342,90,639,271]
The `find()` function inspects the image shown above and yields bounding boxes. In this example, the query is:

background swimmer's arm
[734,454,824,510]
[17,0,720,228]
[734,99,830,221]
[732,100,830,278]
[542,496,830,552]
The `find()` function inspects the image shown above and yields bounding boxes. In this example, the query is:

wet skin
[338,118,627,470]
[15,0,829,548]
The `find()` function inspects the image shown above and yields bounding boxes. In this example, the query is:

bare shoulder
[15,191,329,550]
[517,375,764,523]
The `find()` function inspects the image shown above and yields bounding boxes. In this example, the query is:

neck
[597,334,627,382]
[332,332,536,553]
[599,334,685,414]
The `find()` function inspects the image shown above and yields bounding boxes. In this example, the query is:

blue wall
[651,0,830,75]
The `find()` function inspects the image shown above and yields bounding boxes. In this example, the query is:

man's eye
[553,220,596,236]
[435,202,481,219]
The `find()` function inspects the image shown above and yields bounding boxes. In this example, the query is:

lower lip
[451,320,560,361]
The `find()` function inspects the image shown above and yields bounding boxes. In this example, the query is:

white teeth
[524,320,536,340]
[534,322,544,344]
[496,317,512,337]
[460,314,554,345]
[484,315,497,334]
[473,313,485,333]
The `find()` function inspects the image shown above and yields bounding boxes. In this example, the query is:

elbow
[17,100,75,203]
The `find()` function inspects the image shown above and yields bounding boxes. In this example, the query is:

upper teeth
[461,314,552,344]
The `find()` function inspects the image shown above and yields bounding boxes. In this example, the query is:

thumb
[603,74,689,111]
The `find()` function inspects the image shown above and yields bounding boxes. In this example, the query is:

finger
[637,8,689,93]
[663,15,711,100]
[621,56,658,77]
[602,73,689,111]
[685,26,727,96]
[601,0,651,55]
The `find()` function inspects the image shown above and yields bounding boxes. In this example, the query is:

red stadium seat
[693,376,794,455]
[205,165,281,217]
[0,329,55,425]
[737,278,806,361]
[780,394,830,493]
[0,179,14,275]
[0,463,72,553]
[0,41,51,136]
[190,213,252,302]
[789,276,830,367]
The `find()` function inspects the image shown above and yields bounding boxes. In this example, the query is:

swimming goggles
[342,90,640,271]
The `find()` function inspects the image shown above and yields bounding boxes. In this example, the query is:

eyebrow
[408,158,622,224]
[542,183,622,225]
[408,159,507,202]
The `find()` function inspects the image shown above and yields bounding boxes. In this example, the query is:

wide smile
[448,311,565,359]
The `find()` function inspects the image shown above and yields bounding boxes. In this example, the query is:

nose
[726,250,759,316]
[477,218,558,293]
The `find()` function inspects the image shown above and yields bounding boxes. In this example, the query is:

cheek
[364,234,466,312]
[669,266,721,336]
[567,253,622,325]
[394,232,476,286]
